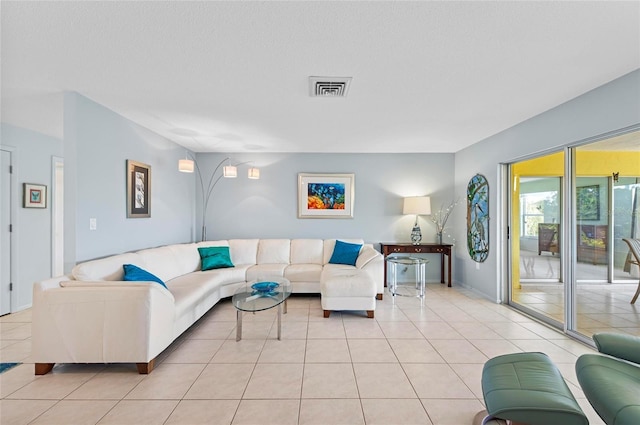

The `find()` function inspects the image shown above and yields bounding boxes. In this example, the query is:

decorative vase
[436,232,443,244]
[411,224,422,245]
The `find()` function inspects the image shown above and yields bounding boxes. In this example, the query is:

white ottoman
[320,268,377,318]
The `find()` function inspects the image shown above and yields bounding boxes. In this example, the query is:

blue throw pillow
[123,264,167,288]
[198,246,234,271]
[329,240,363,266]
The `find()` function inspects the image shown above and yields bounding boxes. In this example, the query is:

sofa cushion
[166,272,225,320]
[198,246,234,270]
[291,239,324,264]
[136,246,187,282]
[321,269,376,298]
[197,240,229,248]
[229,239,259,265]
[257,239,291,264]
[123,264,167,288]
[329,240,363,266]
[167,243,201,274]
[323,239,364,264]
[72,253,143,281]
[284,264,323,282]
[247,264,287,281]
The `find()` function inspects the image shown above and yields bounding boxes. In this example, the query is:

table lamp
[403,196,432,245]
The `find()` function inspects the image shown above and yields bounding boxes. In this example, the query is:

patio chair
[622,238,640,304]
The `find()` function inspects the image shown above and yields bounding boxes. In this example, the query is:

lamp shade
[248,167,260,179]
[178,159,194,173]
[403,196,431,215]
[223,165,237,178]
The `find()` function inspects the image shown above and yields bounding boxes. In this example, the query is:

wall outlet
[89,218,97,230]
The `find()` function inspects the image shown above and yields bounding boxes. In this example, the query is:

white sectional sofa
[32,238,383,375]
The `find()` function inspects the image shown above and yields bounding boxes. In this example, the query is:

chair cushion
[576,353,640,425]
[482,352,587,425]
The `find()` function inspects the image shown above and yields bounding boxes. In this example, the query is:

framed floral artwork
[126,160,151,218]
[23,183,47,208]
[298,173,354,218]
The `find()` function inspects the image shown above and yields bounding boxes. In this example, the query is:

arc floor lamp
[179,153,259,241]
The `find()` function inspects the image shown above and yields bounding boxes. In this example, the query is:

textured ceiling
[2,1,639,153]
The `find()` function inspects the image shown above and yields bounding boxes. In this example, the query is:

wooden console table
[380,243,453,287]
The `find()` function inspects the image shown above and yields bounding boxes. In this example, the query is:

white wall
[63,93,195,267]
[194,152,456,281]
[453,69,640,302]
[0,124,63,310]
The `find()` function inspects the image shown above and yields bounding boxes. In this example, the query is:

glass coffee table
[232,277,291,341]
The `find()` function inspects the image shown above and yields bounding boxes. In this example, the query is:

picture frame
[126,160,151,218]
[23,183,47,208]
[577,185,600,221]
[298,173,354,219]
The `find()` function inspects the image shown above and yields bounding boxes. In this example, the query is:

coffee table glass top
[232,277,292,312]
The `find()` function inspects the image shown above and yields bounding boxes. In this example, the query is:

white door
[1,149,12,315]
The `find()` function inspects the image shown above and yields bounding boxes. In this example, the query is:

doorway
[1,148,14,316]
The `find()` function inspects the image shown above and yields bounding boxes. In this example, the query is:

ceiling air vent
[309,76,352,97]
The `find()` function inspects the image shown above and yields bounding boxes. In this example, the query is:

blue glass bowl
[251,281,280,293]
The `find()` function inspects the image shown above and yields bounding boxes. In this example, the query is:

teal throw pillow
[123,264,167,288]
[198,246,234,271]
[329,240,362,266]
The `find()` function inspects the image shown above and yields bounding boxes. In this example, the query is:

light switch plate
[89,218,97,230]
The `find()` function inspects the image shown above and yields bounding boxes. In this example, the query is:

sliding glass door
[509,152,565,327]
[508,129,640,339]
[574,140,640,338]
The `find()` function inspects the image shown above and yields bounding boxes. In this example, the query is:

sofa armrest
[356,247,384,295]
[32,279,176,365]
[593,332,640,365]
[356,246,381,269]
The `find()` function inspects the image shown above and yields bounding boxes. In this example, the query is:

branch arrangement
[430,199,459,234]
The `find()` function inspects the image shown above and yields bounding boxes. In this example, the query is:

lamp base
[410,224,422,245]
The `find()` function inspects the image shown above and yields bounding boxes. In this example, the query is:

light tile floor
[515,249,640,337]
[1,284,606,425]
[513,283,640,337]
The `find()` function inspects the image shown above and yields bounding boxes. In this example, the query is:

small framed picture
[298,173,354,219]
[23,183,47,208]
[126,160,151,218]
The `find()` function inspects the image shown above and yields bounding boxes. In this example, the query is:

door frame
[51,156,64,277]
[1,146,19,315]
